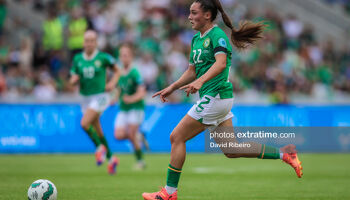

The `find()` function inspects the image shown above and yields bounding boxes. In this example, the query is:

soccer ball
[27,179,57,200]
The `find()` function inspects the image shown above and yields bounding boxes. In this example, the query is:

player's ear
[204,11,211,21]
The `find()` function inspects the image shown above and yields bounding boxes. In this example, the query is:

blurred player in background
[113,44,147,170]
[143,0,303,199]
[69,30,120,175]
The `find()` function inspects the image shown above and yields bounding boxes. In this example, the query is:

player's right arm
[169,64,196,91]
[152,64,196,102]
[153,36,197,102]
[69,74,80,86]
[69,55,80,86]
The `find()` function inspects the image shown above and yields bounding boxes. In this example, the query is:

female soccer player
[113,44,146,170]
[142,0,303,199]
[69,30,119,175]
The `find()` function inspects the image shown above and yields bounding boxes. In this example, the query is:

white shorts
[187,95,234,126]
[81,93,111,113]
[114,109,145,128]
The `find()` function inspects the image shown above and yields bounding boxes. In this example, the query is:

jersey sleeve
[103,53,117,68]
[70,55,79,76]
[212,31,229,56]
[133,68,144,86]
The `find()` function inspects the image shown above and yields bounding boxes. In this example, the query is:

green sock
[99,136,112,160]
[258,144,280,159]
[86,125,101,147]
[166,164,182,188]
[135,149,143,161]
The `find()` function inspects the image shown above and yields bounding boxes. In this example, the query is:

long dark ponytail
[196,0,265,50]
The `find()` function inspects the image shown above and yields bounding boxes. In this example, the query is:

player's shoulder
[97,51,110,58]
[130,66,141,75]
[98,51,116,62]
[209,26,228,38]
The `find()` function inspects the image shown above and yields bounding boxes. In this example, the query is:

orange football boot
[142,187,177,200]
[107,155,119,175]
[95,145,107,166]
[283,153,303,178]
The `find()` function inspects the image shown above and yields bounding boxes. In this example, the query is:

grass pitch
[0,153,349,200]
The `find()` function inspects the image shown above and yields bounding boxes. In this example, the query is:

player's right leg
[142,114,206,200]
[80,108,101,148]
[92,117,119,173]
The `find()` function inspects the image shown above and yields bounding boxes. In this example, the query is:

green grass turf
[0,153,349,200]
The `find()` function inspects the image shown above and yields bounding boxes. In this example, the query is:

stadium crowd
[0,0,349,103]
[323,0,350,15]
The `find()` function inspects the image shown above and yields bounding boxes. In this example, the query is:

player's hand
[152,85,175,103]
[123,95,134,104]
[105,82,115,92]
[180,79,203,97]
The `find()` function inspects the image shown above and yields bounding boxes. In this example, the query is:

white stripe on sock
[165,185,177,195]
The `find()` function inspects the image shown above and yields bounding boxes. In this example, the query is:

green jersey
[118,66,145,111]
[189,25,233,99]
[70,50,116,96]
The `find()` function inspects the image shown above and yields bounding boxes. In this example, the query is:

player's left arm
[180,53,226,96]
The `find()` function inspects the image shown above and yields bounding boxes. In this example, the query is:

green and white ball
[27,179,57,200]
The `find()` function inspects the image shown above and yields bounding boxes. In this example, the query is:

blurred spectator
[0,0,349,104]
[33,69,56,101]
[0,35,9,65]
[42,3,63,51]
[0,67,6,95]
[19,37,33,73]
[32,0,45,12]
[282,14,304,49]
[0,0,6,36]
[269,80,289,104]
[135,52,158,91]
[165,37,188,82]
[68,7,88,59]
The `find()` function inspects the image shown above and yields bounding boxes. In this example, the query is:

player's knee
[127,127,137,138]
[170,133,182,145]
[80,121,90,130]
[114,129,125,140]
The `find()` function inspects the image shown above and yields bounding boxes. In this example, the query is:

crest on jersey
[203,38,210,48]
[95,60,101,68]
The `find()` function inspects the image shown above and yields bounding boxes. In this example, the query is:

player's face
[188,2,210,31]
[83,33,97,54]
[120,46,133,66]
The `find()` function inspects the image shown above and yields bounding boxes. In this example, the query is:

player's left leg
[142,115,207,200]
[114,111,129,140]
[216,119,303,178]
